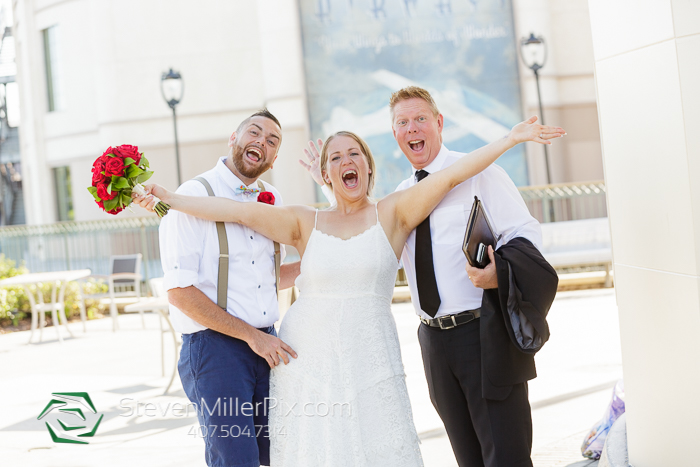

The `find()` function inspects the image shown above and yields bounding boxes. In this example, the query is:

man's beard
[230,143,273,180]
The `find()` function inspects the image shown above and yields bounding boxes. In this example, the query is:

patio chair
[80,254,143,331]
[150,277,182,384]
[149,277,166,299]
[125,277,182,394]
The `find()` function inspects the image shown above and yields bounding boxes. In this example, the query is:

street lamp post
[160,68,184,186]
[519,33,552,185]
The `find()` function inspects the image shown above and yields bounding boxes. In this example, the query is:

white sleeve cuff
[163,269,200,291]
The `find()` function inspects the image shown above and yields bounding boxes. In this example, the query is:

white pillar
[256,0,315,206]
[14,0,55,224]
[588,1,700,465]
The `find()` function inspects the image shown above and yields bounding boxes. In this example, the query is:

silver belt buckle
[438,315,457,330]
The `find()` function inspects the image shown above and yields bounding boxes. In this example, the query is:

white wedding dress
[269,205,423,466]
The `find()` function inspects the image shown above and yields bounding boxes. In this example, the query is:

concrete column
[256,0,315,206]
[14,0,56,224]
[588,1,700,465]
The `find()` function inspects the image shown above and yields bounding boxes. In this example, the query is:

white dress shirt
[396,145,542,320]
[160,157,285,334]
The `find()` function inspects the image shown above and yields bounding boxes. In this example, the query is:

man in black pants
[391,87,558,467]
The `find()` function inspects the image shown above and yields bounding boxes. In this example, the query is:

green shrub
[0,254,28,322]
[64,279,108,320]
[0,255,108,325]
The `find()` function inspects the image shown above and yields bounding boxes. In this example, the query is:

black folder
[463,196,497,269]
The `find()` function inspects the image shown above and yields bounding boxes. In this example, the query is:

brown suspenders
[257,180,282,297]
[193,177,280,310]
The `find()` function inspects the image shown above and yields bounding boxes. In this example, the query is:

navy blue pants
[179,327,274,467]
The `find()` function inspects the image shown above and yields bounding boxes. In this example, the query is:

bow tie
[234,185,261,196]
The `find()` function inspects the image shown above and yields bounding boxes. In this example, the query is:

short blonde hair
[389,86,440,121]
[320,131,376,196]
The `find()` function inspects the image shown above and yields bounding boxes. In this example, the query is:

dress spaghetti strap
[314,209,319,229]
[374,202,380,225]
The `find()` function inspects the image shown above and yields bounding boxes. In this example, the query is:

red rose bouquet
[87,144,170,217]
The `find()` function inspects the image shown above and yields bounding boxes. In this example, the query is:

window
[42,26,62,112]
[54,166,73,221]
[5,82,20,128]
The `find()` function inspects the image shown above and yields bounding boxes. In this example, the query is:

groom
[159,109,299,467]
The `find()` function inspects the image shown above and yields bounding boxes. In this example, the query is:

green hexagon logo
[37,392,103,444]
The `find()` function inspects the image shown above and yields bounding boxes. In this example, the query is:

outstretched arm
[133,185,311,248]
[390,116,564,236]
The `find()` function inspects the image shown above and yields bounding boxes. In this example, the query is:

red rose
[91,153,111,185]
[102,147,116,158]
[113,144,142,165]
[92,168,107,185]
[257,191,275,205]
[96,182,118,201]
[92,162,104,176]
[104,157,125,177]
[92,155,106,172]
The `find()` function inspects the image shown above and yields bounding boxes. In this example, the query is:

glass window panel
[54,166,73,221]
[42,26,63,112]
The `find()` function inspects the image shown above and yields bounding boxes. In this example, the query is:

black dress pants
[418,319,533,467]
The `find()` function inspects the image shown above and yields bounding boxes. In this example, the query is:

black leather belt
[420,309,481,330]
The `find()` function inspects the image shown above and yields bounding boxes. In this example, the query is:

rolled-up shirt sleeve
[159,182,208,291]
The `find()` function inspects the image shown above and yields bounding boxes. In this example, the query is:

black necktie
[414,170,441,317]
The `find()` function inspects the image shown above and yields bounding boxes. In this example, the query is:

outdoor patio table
[0,269,91,344]
[124,297,180,395]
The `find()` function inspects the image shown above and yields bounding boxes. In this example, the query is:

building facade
[13,0,602,225]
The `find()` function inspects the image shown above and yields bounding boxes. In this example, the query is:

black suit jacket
[479,237,558,400]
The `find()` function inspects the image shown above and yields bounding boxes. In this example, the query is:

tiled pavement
[0,288,619,466]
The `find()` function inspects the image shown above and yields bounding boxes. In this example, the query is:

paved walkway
[0,288,620,466]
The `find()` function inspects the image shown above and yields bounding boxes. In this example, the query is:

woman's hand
[298,138,325,186]
[508,116,566,146]
[131,184,169,212]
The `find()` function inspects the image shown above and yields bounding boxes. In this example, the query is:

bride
[133,117,563,466]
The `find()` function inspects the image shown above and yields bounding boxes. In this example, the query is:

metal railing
[315,180,608,223]
[519,180,607,223]
[0,217,162,283]
[0,181,607,279]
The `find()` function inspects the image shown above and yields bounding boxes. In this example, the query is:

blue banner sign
[299,0,527,198]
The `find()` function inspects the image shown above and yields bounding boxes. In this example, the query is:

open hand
[509,116,566,146]
[298,138,325,187]
[131,184,168,212]
[247,329,298,368]
[466,245,498,289]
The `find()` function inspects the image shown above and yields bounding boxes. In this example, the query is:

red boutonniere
[257,191,275,205]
